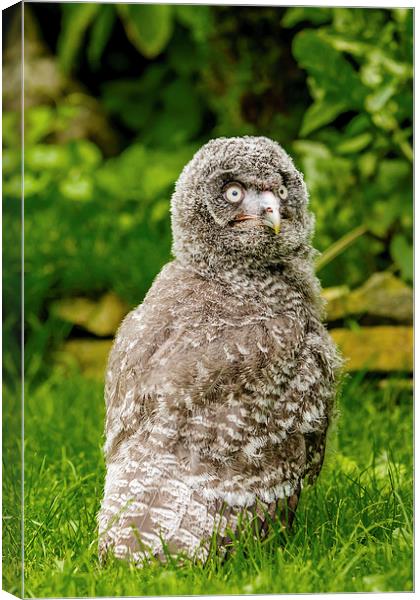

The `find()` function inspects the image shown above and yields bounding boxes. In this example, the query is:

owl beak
[260,191,281,235]
[232,190,281,234]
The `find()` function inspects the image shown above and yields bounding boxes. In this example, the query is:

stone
[51,292,128,337]
[55,339,113,379]
[323,272,412,323]
[330,326,413,372]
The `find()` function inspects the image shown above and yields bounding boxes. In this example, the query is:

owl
[98,136,342,564]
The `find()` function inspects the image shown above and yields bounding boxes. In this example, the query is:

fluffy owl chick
[98,136,342,564]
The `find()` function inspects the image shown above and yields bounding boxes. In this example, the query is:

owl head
[171,136,314,271]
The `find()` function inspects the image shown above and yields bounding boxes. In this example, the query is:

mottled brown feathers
[98,136,342,564]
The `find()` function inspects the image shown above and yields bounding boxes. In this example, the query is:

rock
[323,272,412,323]
[55,339,113,379]
[51,292,129,337]
[51,297,96,327]
[322,285,350,320]
[86,293,129,337]
[330,326,413,372]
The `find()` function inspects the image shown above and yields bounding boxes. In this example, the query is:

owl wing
[304,430,328,483]
[99,266,290,560]
[266,324,340,533]
[103,261,309,460]
[99,265,340,561]
[99,312,294,561]
[300,324,340,485]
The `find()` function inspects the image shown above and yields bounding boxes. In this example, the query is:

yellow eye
[279,185,288,200]
[224,182,245,204]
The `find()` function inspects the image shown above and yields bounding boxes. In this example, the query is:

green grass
[3,370,413,597]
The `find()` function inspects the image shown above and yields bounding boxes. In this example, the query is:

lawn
[3,369,413,597]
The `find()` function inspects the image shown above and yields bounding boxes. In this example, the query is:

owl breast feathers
[98,136,342,564]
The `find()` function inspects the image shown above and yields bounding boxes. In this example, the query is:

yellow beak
[260,191,281,234]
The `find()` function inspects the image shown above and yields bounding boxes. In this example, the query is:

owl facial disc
[231,189,281,235]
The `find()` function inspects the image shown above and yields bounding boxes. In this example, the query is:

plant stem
[315,225,368,272]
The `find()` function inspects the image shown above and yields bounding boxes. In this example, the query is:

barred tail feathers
[98,456,229,563]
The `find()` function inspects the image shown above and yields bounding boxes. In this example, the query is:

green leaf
[147,78,203,146]
[336,132,373,154]
[282,7,332,28]
[300,98,348,137]
[390,234,413,281]
[369,197,399,237]
[23,173,51,198]
[96,144,147,198]
[25,145,70,171]
[73,140,102,168]
[118,4,173,58]
[3,112,20,148]
[140,147,196,200]
[59,174,94,202]
[2,149,20,175]
[323,36,368,57]
[345,114,371,136]
[25,107,55,145]
[87,5,115,68]
[293,30,368,108]
[293,140,332,160]
[58,3,100,72]
[365,81,397,113]
[101,66,167,131]
[175,6,213,42]
[377,159,410,193]
[358,152,377,178]
[3,173,23,198]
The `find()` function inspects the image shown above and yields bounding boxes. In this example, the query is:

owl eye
[278,185,288,200]
[223,182,245,204]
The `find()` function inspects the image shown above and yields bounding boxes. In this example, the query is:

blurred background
[3,4,413,383]
[2,5,413,596]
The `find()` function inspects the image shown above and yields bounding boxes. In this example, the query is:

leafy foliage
[3,5,413,377]
[8,113,197,377]
[117,4,174,58]
[287,8,412,286]
[58,4,214,70]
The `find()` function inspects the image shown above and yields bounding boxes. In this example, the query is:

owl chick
[98,136,342,564]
